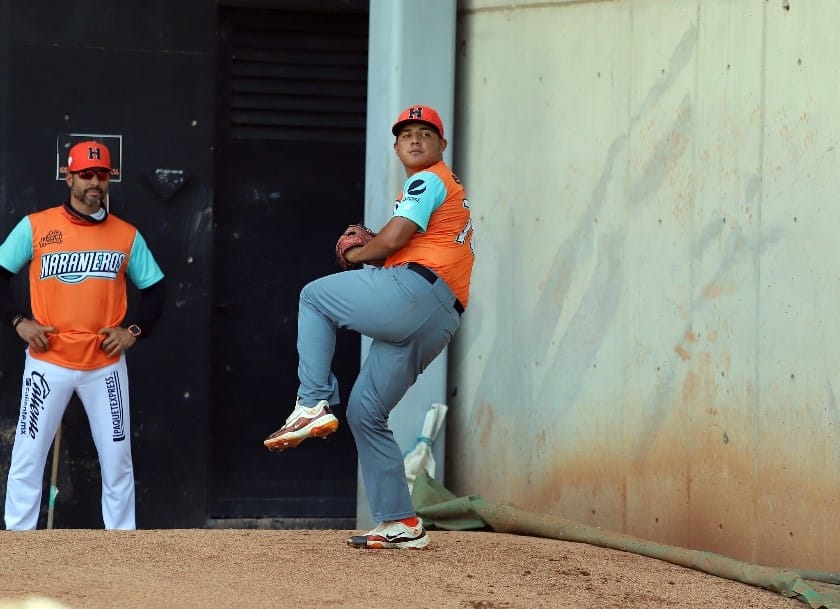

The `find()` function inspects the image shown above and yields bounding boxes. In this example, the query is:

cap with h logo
[67,141,112,172]
[391,105,445,138]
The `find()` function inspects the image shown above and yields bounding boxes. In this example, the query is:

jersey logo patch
[407,179,426,196]
[40,250,126,284]
[38,230,63,248]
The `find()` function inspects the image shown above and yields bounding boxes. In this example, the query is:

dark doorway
[209,4,368,523]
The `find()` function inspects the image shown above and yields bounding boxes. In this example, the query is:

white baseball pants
[4,350,135,530]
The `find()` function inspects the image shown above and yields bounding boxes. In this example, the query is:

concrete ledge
[206,517,357,530]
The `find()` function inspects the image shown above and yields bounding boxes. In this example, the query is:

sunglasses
[74,169,111,181]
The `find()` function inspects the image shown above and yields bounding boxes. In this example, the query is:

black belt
[406,262,465,315]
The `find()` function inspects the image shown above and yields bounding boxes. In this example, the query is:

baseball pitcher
[264,105,474,549]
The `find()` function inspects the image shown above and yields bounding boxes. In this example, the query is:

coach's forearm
[128,278,166,338]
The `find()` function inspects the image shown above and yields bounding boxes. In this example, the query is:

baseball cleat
[347,518,430,549]
[263,399,338,451]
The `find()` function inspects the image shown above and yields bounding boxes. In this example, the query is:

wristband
[11,314,26,329]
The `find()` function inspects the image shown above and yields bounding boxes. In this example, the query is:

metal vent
[220,8,368,143]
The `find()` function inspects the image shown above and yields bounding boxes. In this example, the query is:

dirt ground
[0,529,808,609]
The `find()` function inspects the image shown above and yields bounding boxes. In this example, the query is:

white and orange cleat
[263,399,338,451]
[347,518,430,549]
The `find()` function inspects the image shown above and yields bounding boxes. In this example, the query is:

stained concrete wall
[448,0,840,570]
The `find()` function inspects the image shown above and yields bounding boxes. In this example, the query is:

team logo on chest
[39,230,63,248]
[40,250,126,283]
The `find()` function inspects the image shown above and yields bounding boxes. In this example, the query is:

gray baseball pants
[297,264,461,523]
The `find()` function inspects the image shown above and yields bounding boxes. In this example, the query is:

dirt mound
[0,529,803,609]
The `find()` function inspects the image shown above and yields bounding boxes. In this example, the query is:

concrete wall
[448,0,840,570]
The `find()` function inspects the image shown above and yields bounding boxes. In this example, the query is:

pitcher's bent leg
[297,269,417,406]
[297,278,342,405]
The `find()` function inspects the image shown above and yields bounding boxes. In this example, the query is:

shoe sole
[346,534,430,550]
[263,416,339,451]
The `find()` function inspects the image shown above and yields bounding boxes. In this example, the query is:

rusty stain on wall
[449,0,840,572]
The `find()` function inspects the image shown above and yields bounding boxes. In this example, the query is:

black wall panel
[209,5,367,522]
[0,1,13,509]
[8,0,216,51]
[0,0,216,528]
[0,0,369,529]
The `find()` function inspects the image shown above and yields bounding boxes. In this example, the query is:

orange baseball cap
[392,105,445,138]
[67,141,112,172]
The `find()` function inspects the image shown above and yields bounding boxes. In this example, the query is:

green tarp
[412,473,840,609]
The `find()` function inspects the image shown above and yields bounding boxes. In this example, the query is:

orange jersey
[385,161,474,307]
[1,205,163,370]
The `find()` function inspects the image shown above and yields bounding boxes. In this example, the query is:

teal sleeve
[127,231,165,289]
[0,217,34,273]
[393,171,446,232]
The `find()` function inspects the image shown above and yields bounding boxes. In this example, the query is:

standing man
[0,140,166,530]
[264,105,474,549]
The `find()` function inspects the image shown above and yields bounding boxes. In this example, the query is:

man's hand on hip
[99,326,137,357]
[15,318,55,352]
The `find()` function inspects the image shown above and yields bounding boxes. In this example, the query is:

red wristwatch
[127,324,142,338]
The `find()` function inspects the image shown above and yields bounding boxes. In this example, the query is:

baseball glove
[335,223,376,270]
